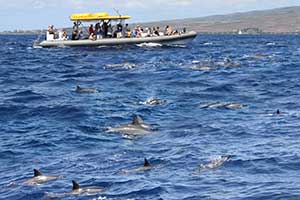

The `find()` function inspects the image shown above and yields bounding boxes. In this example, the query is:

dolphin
[25,169,59,185]
[200,102,245,109]
[122,158,153,174]
[260,109,288,117]
[275,109,287,115]
[105,62,136,69]
[273,109,287,116]
[200,102,224,109]
[223,103,245,109]
[216,57,241,68]
[144,98,167,105]
[75,86,98,93]
[199,156,231,171]
[190,65,214,71]
[107,115,152,137]
[253,53,267,59]
[44,180,104,198]
[67,180,104,195]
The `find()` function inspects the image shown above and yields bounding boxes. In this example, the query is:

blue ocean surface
[1,34,300,200]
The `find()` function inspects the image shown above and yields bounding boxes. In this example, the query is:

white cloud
[0,0,298,11]
[0,0,299,31]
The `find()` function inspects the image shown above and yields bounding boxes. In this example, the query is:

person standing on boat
[102,22,108,38]
[47,25,56,40]
[73,22,78,32]
[115,23,123,38]
[89,24,94,36]
[123,24,128,37]
[124,24,131,38]
[107,24,113,38]
[95,23,102,39]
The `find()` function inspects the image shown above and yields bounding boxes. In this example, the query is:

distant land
[144,6,300,34]
[1,6,300,35]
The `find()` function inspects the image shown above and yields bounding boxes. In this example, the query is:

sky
[1,0,300,31]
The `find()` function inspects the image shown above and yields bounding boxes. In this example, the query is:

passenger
[117,23,123,32]
[113,31,117,38]
[114,23,123,38]
[89,32,96,40]
[58,29,68,40]
[107,24,113,38]
[153,27,161,36]
[136,26,142,38]
[47,25,56,40]
[164,25,173,36]
[182,27,186,34]
[89,24,94,36]
[102,22,108,38]
[158,27,164,36]
[73,22,78,32]
[71,30,78,40]
[131,29,137,38]
[117,32,122,38]
[58,29,64,40]
[95,23,100,33]
[146,27,152,37]
[152,27,157,36]
[172,30,179,35]
[62,30,68,40]
[78,30,84,40]
[142,27,151,37]
[127,30,132,38]
[95,23,103,39]
[140,28,146,37]
[123,24,131,38]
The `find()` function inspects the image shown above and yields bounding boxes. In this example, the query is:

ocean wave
[1,34,300,199]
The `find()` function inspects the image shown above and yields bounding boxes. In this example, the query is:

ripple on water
[1,34,300,199]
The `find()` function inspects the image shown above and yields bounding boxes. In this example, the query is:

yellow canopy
[70,12,131,21]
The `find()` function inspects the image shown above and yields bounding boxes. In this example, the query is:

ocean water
[1,34,300,200]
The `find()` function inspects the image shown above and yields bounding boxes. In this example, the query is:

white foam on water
[266,42,276,46]
[136,42,162,47]
[105,62,136,69]
[203,42,213,46]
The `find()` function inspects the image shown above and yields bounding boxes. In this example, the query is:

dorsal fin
[76,86,81,90]
[276,109,280,115]
[144,158,151,167]
[34,169,42,177]
[72,180,80,190]
[132,115,143,126]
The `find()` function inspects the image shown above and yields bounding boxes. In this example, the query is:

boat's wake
[136,42,162,47]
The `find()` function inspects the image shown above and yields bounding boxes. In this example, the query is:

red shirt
[89,26,94,35]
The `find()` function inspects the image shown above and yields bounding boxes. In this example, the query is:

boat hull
[39,31,197,47]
